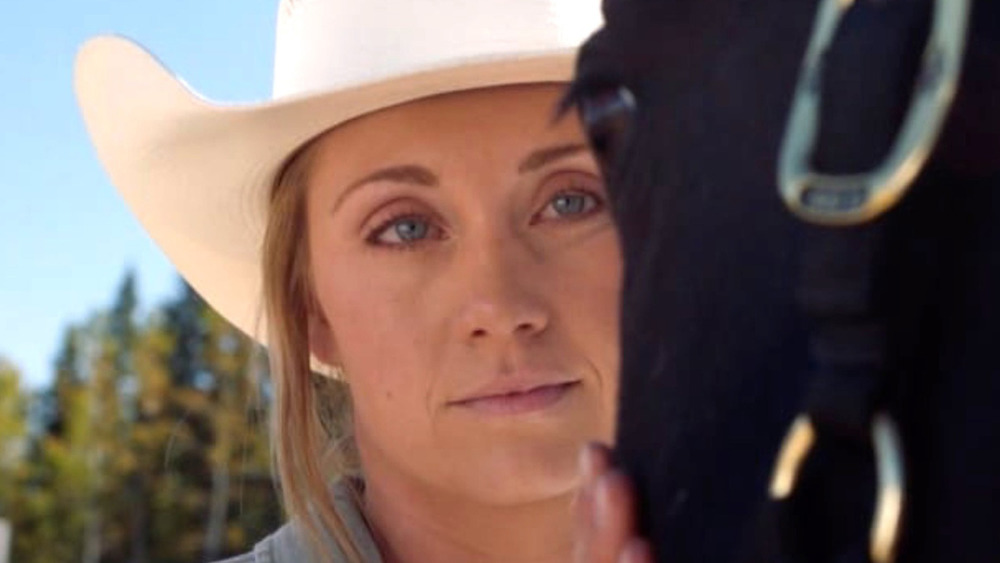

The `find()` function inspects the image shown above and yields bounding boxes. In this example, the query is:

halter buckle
[770,413,905,563]
[778,0,970,226]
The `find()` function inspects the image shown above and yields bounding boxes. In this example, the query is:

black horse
[567,1,1000,562]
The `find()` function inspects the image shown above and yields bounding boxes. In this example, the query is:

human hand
[573,443,654,563]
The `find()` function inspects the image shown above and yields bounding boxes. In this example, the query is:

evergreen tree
[164,283,206,388]
[9,271,283,563]
[0,358,27,516]
[10,341,92,563]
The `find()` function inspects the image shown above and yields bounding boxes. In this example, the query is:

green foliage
[4,272,283,563]
[0,359,28,514]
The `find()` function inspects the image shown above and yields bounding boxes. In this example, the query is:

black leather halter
[569,0,1000,561]
[763,2,969,562]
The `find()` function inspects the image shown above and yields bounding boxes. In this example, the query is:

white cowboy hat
[75,0,602,341]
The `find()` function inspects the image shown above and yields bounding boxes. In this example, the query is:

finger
[572,448,602,562]
[573,484,593,563]
[573,476,598,563]
[573,461,595,536]
[573,442,611,515]
[580,442,612,487]
[573,442,624,563]
[587,470,637,563]
[619,538,654,563]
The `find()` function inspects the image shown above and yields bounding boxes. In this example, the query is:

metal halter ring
[778,0,971,226]
[769,413,906,563]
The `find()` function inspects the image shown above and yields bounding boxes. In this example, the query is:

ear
[308,308,339,368]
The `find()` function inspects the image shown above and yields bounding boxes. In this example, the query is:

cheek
[320,285,434,457]
[317,264,423,369]
[545,229,623,413]
[556,231,622,349]
[310,243,439,416]
[311,222,428,347]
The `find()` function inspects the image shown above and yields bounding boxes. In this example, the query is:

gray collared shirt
[215,480,384,563]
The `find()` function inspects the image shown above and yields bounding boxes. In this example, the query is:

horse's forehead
[577,6,818,183]
[584,1,816,92]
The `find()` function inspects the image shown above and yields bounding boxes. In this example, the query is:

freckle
[385,391,393,400]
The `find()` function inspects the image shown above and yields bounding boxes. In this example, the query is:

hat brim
[75,35,577,343]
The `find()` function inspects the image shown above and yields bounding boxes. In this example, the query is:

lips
[449,377,581,415]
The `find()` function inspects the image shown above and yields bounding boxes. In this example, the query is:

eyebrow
[331,143,590,214]
[332,165,438,214]
[517,143,589,174]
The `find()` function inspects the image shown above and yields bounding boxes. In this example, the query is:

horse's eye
[578,86,636,178]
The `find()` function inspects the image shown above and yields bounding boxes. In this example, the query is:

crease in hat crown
[74,0,603,344]
[272,0,601,98]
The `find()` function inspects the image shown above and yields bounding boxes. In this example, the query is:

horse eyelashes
[577,85,637,180]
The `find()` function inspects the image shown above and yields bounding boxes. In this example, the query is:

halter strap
[757,1,970,561]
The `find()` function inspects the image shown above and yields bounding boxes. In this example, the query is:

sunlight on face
[305,84,622,505]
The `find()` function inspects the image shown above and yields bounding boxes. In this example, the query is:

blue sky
[1,1,277,388]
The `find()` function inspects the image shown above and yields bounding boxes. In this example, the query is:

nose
[454,235,550,345]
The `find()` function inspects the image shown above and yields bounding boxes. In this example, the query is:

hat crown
[273,0,600,98]
[75,1,601,344]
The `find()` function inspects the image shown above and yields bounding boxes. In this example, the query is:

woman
[75,1,648,561]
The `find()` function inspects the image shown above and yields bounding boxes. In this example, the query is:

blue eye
[552,193,590,215]
[370,214,439,247]
[540,191,600,221]
[391,217,428,241]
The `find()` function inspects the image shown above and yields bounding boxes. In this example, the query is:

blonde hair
[262,139,366,563]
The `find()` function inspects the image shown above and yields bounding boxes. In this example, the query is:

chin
[436,400,616,505]
[444,433,590,506]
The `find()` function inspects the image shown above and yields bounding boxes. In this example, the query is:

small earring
[327,364,346,381]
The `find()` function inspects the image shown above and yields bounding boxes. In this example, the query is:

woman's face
[306,84,621,505]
